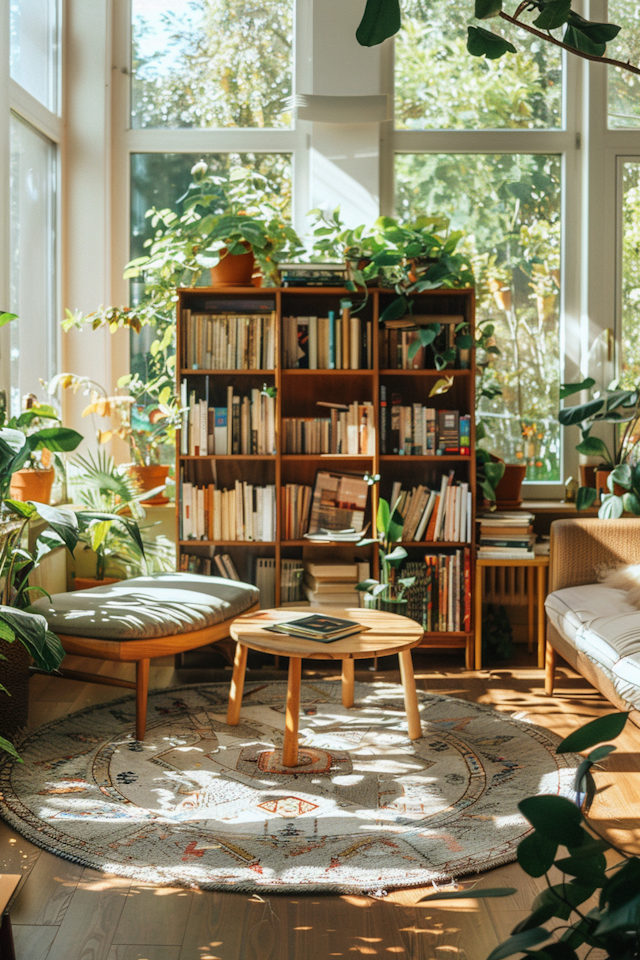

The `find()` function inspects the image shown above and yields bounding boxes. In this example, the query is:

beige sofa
[544,518,640,726]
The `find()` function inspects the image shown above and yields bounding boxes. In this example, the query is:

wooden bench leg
[341,659,355,708]
[398,649,422,740]
[282,656,302,767]
[136,659,150,741]
[227,643,248,726]
[545,641,556,696]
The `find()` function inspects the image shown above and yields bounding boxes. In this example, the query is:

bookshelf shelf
[176,285,477,667]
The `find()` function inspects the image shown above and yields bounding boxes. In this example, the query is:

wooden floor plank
[45,868,132,960]
[178,892,253,960]
[112,885,192,947]
[11,850,85,925]
[11,923,58,960]
[106,946,181,960]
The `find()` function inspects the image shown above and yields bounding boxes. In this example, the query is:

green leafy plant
[0,400,83,496]
[559,377,640,515]
[420,710,638,960]
[356,474,416,605]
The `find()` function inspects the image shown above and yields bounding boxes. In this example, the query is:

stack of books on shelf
[380,391,470,456]
[404,551,471,632]
[180,551,240,579]
[282,308,372,370]
[181,309,276,369]
[278,262,348,287]
[283,401,376,454]
[281,483,313,540]
[391,473,471,543]
[280,559,306,604]
[303,560,370,608]
[179,479,276,542]
[477,511,536,559]
[180,383,276,455]
[255,557,276,608]
[380,315,469,370]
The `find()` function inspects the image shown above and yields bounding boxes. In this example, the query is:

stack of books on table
[265,614,364,643]
[278,262,348,287]
[303,560,370,608]
[477,511,535,560]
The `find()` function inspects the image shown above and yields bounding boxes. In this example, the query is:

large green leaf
[563,24,606,57]
[518,796,583,845]
[558,398,604,426]
[467,25,517,60]
[610,462,632,489]
[576,487,597,511]
[622,491,640,515]
[557,712,629,753]
[377,498,390,537]
[486,927,550,960]
[419,886,517,902]
[355,0,401,47]
[0,312,18,329]
[574,437,611,462]
[516,831,557,878]
[31,502,79,554]
[475,0,502,19]
[598,494,624,519]
[379,296,409,324]
[534,0,572,30]
[0,606,64,672]
[559,377,595,401]
[384,545,408,568]
[0,735,22,761]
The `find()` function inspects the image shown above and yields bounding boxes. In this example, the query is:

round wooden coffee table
[227,606,424,767]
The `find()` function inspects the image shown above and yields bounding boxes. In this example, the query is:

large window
[9,0,60,113]
[608,1,640,129]
[620,161,640,385]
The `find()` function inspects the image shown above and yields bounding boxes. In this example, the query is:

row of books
[182,310,276,370]
[282,311,373,370]
[282,402,376,455]
[279,261,348,287]
[380,315,470,370]
[179,384,276,456]
[380,389,470,455]
[392,474,472,543]
[281,483,313,540]
[180,480,276,542]
[179,551,240,579]
[477,511,535,559]
[404,551,471,632]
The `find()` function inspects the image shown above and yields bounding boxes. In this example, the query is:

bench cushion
[545,583,640,710]
[29,573,259,641]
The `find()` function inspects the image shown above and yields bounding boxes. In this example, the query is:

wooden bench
[30,573,259,740]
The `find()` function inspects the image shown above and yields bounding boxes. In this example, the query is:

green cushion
[29,573,259,641]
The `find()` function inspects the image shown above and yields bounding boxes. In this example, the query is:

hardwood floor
[2,647,639,960]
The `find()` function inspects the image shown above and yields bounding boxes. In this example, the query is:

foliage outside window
[620,162,640,388]
[608,1,640,129]
[131,0,293,129]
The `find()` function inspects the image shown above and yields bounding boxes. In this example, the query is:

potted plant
[356,475,416,615]
[559,377,640,516]
[0,395,83,504]
[308,207,384,289]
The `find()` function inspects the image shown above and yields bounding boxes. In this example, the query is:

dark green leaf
[419,886,517,902]
[0,736,22,761]
[418,326,438,347]
[574,437,611,461]
[31,502,79,554]
[563,24,606,57]
[475,0,502,18]
[467,25,517,60]
[455,333,474,350]
[559,377,595,400]
[554,849,607,882]
[532,943,579,960]
[517,831,557,878]
[534,0,571,30]
[379,296,408,324]
[576,487,597,511]
[611,462,632,488]
[518,796,583,845]
[622,491,640,515]
[356,0,401,46]
[557,712,629,753]
[486,927,550,960]
[558,398,604,426]
[28,427,84,453]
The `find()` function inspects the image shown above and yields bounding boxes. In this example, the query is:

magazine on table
[265,614,366,643]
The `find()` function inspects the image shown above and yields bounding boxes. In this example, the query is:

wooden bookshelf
[176,285,476,666]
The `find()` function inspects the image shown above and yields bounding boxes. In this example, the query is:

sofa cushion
[29,573,259,641]
[545,583,640,707]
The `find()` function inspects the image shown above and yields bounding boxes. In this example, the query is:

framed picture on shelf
[307,471,370,536]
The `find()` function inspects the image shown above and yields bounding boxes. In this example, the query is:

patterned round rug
[0,681,578,892]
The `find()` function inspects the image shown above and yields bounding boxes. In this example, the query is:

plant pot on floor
[129,464,170,506]
[210,245,255,288]
[10,467,55,504]
[493,463,527,508]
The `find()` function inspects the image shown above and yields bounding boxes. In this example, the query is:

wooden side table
[227,606,424,767]
[474,556,549,670]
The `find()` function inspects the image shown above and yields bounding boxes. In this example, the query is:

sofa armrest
[549,518,640,593]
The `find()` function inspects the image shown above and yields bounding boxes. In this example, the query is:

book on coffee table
[265,614,365,643]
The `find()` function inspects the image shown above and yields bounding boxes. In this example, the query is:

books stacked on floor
[179,551,240,580]
[265,613,364,643]
[303,560,370,608]
[281,483,313,539]
[282,401,375,454]
[379,390,470,455]
[179,479,276,542]
[282,307,372,370]
[180,381,276,455]
[181,309,276,370]
[390,473,471,543]
[280,559,305,604]
[477,511,535,559]
[403,550,471,632]
[278,261,348,287]
[380,315,469,370]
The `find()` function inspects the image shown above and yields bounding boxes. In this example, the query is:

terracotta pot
[74,577,120,591]
[210,244,255,288]
[579,464,597,490]
[594,467,625,499]
[493,463,527,508]
[129,464,170,505]
[10,467,55,504]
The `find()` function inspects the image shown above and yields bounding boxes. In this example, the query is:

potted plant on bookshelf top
[356,475,415,615]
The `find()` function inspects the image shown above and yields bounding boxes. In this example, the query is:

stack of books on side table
[477,511,535,560]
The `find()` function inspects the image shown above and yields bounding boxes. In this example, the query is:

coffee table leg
[227,643,248,726]
[341,658,355,708]
[398,649,422,740]
[282,656,302,767]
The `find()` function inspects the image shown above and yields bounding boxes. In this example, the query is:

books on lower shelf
[180,382,276,456]
[391,473,472,543]
[380,315,468,370]
[281,484,313,540]
[180,479,276,542]
[281,559,305,604]
[282,308,372,370]
[256,557,276,608]
[179,551,240,580]
[283,402,375,454]
[302,559,370,607]
[380,388,470,455]
[181,309,276,370]
[404,549,471,632]
[477,511,536,559]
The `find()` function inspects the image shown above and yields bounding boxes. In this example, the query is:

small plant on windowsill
[355,474,415,615]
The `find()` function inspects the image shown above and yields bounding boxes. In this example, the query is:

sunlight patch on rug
[0,682,579,892]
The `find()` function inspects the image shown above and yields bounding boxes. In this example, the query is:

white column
[0,0,11,402]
